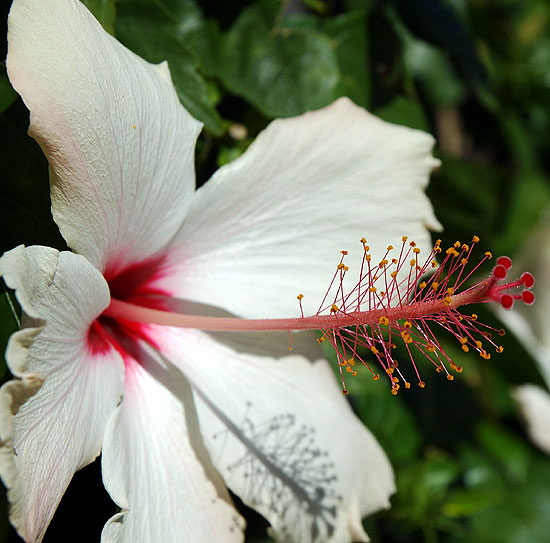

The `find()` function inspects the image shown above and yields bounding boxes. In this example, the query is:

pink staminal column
[102,236,535,395]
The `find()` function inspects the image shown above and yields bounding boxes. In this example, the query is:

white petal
[101,342,244,543]
[161,98,441,317]
[513,385,550,455]
[0,246,124,542]
[7,0,202,274]
[155,327,396,543]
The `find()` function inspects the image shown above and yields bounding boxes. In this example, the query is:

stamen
[100,236,535,394]
[313,236,535,392]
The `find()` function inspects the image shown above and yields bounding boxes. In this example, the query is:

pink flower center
[87,255,170,362]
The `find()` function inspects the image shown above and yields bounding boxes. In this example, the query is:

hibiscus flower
[0,0,442,542]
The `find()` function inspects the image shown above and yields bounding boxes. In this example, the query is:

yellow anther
[391,271,398,278]
[447,374,454,381]
[387,245,394,251]
[431,282,439,290]
[454,241,461,248]
[419,281,427,289]
[475,340,482,349]
[426,343,436,352]
[340,250,348,255]
[498,329,506,336]
[132,124,137,129]
[446,247,459,257]
[379,316,389,325]
[431,260,438,267]
[401,331,413,343]
[369,287,377,293]
[471,313,478,320]
[436,366,443,373]
[342,390,349,396]
[447,288,455,295]
[418,381,426,388]
[378,259,388,268]
[461,345,470,353]
[402,236,408,242]
[370,346,379,354]
[337,263,345,269]
[479,350,491,360]
[444,296,453,306]
[405,382,411,389]
[404,321,412,329]
[462,244,469,251]
[409,241,417,247]
[391,388,399,395]
[496,346,504,354]
[386,368,394,375]
[330,304,339,313]
[413,247,421,254]
[461,258,468,265]
[316,337,326,343]
[373,374,380,381]
[472,235,480,243]
[409,259,416,266]
[485,251,493,258]
[360,237,367,243]
[365,254,371,262]
[297,293,304,300]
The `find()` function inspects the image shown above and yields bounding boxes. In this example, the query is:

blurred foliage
[1,0,549,542]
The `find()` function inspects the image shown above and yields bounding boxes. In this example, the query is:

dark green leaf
[81,0,117,34]
[218,0,340,117]
[0,285,19,380]
[0,63,17,114]
[116,0,224,134]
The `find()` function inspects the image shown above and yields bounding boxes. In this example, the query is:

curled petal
[0,247,124,542]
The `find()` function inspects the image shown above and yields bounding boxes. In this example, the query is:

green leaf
[314,11,370,107]
[476,422,531,483]
[0,286,19,380]
[218,0,340,117]
[469,451,550,543]
[375,95,429,131]
[393,0,495,109]
[393,450,461,535]
[81,0,117,34]
[0,63,17,114]
[115,0,224,134]
[340,364,422,465]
